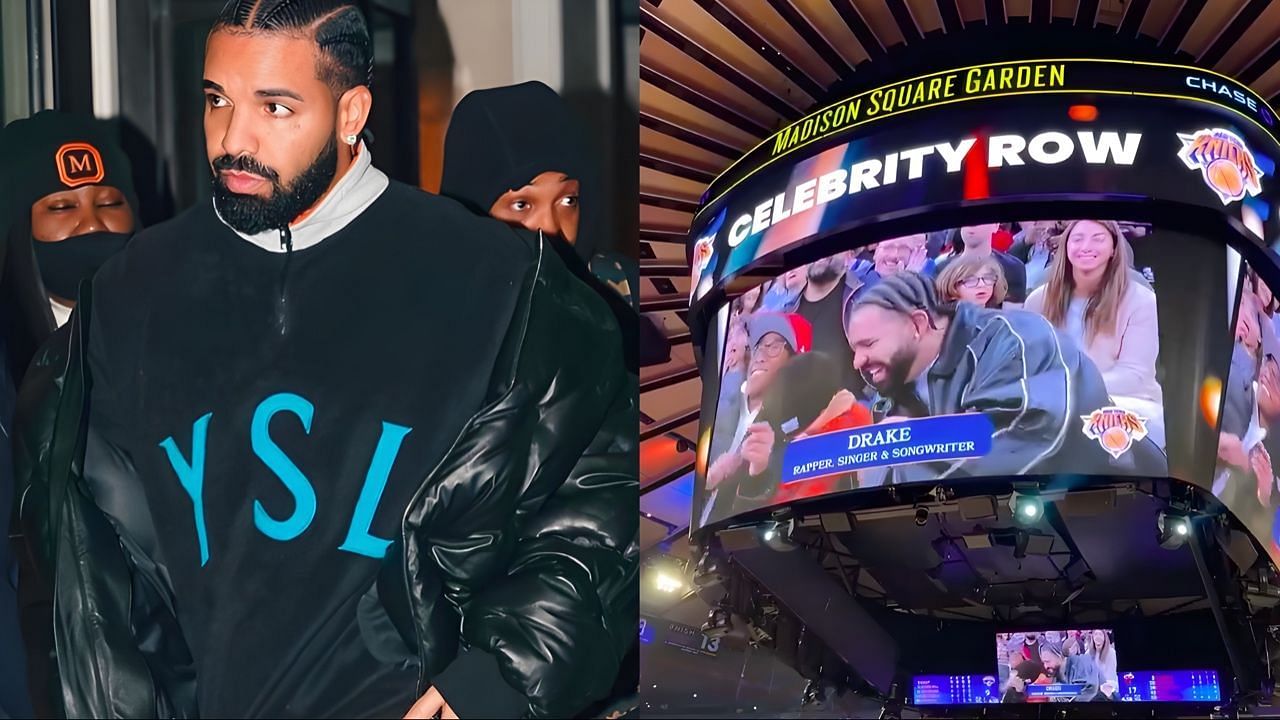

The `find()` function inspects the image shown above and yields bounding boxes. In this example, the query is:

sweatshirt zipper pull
[276,226,293,334]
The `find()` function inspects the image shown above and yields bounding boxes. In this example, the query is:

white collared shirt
[50,296,73,328]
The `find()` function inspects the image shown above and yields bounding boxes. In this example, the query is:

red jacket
[773,404,873,503]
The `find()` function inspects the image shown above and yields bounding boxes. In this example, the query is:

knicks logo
[691,236,715,283]
[1176,128,1263,205]
[1081,407,1149,459]
[55,142,105,188]
[689,208,725,305]
[689,235,716,306]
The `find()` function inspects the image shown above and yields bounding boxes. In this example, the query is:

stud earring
[345,134,358,145]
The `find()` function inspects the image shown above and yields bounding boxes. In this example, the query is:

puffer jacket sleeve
[14,305,166,720]
[15,287,196,719]
[404,232,637,719]
[13,320,74,580]
[11,323,67,718]
[450,375,638,718]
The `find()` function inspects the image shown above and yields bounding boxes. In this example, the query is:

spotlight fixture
[645,555,690,594]
[1010,492,1044,524]
[701,599,733,638]
[1157,510,1193,550]
[759,516,799,552]
[653,571,683,593]
[913,507,930,526]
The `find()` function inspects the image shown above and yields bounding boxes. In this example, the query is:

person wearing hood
[440,81,643,714]
[14,3,635,720]
[441,81,666,371]
[440,81,636,301]
[0,109,140,719]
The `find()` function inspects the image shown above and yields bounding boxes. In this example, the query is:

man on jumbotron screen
[841,271,1166,485]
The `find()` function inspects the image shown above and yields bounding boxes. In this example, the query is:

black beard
[861,344,918,395]
[211,138,338,235]
[808,262,842,285]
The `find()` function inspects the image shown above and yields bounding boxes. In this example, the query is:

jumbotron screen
[694,218,1234,529]
[998,630,1119,702]
[1217,254,1280,561]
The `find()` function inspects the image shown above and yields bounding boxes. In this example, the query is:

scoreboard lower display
[911,674,1001,705]
[912,670,1220,705]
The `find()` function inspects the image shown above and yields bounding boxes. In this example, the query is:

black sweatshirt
[86,182,533,718]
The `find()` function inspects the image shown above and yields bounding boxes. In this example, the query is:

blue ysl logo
[159,392,412,566]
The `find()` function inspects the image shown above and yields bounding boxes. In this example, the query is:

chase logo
[1081,406,1149,459]
[55,142,105,188]
[1176,128,1263,205]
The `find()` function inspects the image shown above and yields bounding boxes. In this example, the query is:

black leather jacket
[866,302,1167,484]
[13,233,638,719]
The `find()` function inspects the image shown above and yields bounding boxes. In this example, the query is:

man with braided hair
[841,271,1167,484]
[14,1,636,718]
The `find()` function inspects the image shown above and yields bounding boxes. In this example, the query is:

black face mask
[32,230,132,301]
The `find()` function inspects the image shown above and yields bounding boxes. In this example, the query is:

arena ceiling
[638,0,1280,551]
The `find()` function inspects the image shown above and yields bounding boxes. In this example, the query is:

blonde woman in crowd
[1025,219,1164,447]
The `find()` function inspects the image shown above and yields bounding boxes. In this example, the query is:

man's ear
[337,85,373,142]
[909,309,931,336]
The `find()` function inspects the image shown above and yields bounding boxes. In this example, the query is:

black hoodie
[441,81,602,261]
[440,82,666,371]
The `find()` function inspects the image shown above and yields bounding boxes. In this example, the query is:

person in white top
[1024,219,1165,447]
[1089,629,1119,699]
